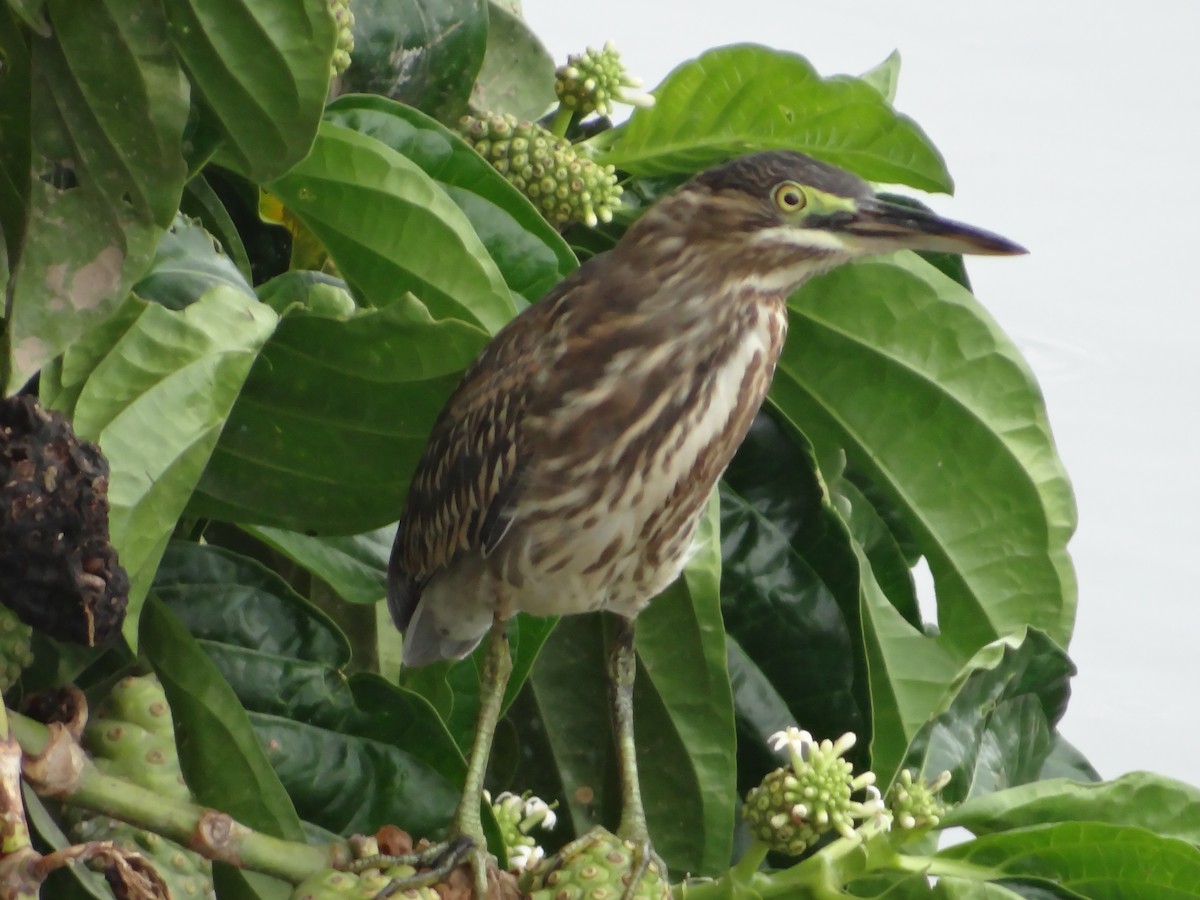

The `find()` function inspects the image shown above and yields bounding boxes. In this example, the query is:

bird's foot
[361,834,493,898]
[622,836,668,900]
[524,827,669,900]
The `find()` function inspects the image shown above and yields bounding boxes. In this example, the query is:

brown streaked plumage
[384,150,1025,893]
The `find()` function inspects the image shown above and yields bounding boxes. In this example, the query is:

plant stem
[675,820,1005,900]
[549,104,574,139]
[8,709,348,883]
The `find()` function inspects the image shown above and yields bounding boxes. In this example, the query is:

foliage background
[2,0,1200,897]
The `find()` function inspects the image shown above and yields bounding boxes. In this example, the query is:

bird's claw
[623,837,667,900]
[367,834,489,898]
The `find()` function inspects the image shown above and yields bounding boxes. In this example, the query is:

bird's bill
[839,198,1028,256]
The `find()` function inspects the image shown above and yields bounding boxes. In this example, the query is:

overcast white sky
[523,0,1200,787]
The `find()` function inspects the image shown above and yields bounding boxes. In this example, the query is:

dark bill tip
[845,198,1028,256]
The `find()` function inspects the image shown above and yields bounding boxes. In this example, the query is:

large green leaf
[162,0,334,180]
[132,214,255,310]
[937,822,1200,898]
[899,630,1073,806]
[141,595,306,843]
[152,541,468,842]
[945,772,1200,846]
[267,122,517,333]
[189,295,487,533]
[856,543,957,782]
[339,0,487,122]
[40,288,278,643]
[0,3,31,275]
[6,0,188,392]
[719,415,871,774]
[595,44,951,192]
[471,1,556,119]
[324,94,577,305]
[154,541,351,664]
[245,524,393,605]
[771,253,1076,660]
[633,494,736,876]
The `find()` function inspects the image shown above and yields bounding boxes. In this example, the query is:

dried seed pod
[0,395,128,645]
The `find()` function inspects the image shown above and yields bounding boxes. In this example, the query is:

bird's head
[626,150,1026,294]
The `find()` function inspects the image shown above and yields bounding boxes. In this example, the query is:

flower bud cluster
[459,113,622,228]
[554,41,655,118]
[887,768,951,832]
[487,789,557,873]
[328,0,354,76]
[743,727,887,856]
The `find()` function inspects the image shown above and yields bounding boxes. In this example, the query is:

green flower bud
[327,0,355,77]
[887,769,951,832]
[458,114,622,229]
[554,42,655,117]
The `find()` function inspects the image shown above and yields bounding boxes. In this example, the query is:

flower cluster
[487,790,557,873]
[459,113,622,228]
[744,727,956,856]
[743,728,884,855]
[554,41,655,118]
[888,768,952,832]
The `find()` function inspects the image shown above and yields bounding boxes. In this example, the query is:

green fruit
[0,605,33,692]
[291,864,439,899]
[68,674,214,899]
[521,827,671,900]
[458,113,622,229]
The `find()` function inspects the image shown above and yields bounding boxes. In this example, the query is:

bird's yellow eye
[773,182,808,212]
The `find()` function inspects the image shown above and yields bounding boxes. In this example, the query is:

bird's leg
[608,615,667,892]
[376,615,511,899]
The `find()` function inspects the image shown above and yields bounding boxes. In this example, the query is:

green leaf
[719,415,871,772]
[861,50,902,103]
[856,544,957,782]
[132,214,255,310]
[267,122,517,333]
[899,630,1073,806]
[254,270,356,318]
[771,252,1077,659]
[937,822,1200,898]
[140,595,306,842]
[39,288,278,643]
[162,0,334,181]
[153,541,351,665]
[595,44,951,192]
[7,0,189,391]
[472,1,557,119]
[634,493,736,875]
[189,296,487,533]
[945,772,1200,846]
[325,94,577,304]
[179,175,254,282]
[245,524,393,605]
[0,4,31,272]
[340,0,487,122]
[152,542,469,842]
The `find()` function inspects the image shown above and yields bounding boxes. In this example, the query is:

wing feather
[386,295,559,629]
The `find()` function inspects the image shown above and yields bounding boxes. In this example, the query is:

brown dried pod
[0,395,128,645]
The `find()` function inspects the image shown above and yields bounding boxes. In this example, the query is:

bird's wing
[387,295,561,629]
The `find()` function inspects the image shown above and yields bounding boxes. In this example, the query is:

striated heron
[387,150,1025,896]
